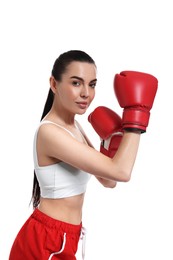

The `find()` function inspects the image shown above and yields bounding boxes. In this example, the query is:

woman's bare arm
[76,121,118,188]
[37,124,140,182]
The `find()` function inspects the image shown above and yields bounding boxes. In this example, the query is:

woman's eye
[72,81,80,86]
[89,82,96,88]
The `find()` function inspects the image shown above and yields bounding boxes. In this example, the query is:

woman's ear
[49,76,57,94]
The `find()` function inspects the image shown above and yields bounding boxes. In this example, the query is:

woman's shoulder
[38,120,75,139]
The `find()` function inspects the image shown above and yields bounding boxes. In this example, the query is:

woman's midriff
[38,193,85,225]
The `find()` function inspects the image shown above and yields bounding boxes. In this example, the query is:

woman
[9,50,157,259]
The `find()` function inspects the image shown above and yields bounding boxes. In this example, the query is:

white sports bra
[33,120,91,199]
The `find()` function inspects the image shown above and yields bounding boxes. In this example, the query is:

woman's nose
[81,85,89,98]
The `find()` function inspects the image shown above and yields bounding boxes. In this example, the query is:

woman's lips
[76,102,88,109]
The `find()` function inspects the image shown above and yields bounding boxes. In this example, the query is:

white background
[0,0,172,259]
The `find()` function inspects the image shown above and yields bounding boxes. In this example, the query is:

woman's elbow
[110,169,132,183]
[104,181,117,188]
[118,170,132,182]
[98,177,117,188]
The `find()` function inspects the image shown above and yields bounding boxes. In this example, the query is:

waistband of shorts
[31,208,82,235]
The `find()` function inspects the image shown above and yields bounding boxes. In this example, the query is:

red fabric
[9,209,82,260]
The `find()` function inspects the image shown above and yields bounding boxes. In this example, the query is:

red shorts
[9,208,83,260]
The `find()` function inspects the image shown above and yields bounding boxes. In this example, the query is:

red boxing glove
[114,71,158,133]
[88,106,123,158]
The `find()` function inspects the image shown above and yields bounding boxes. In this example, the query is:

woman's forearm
[112,131,141,181]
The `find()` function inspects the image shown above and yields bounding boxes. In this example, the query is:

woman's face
[52,61,97,115]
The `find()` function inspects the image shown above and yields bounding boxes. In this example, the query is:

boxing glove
[88,106,123,158]
[114,71,158,133]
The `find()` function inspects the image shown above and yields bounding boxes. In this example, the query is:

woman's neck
[44,107,76,127]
